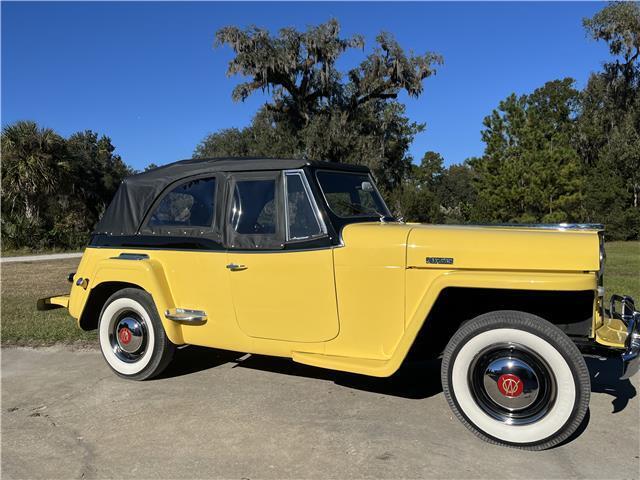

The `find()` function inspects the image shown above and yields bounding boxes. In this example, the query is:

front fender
[389,269,597,376]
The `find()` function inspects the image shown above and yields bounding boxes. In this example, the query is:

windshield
[316,170,392,219]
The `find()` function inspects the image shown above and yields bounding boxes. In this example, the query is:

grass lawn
[1,257,95,345]
[1,242,638,346]
[603,241,640,301]
[1,248,83,258]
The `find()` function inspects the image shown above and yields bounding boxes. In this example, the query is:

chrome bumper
[611,295,640,380]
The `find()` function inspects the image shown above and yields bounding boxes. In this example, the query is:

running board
[165,308,207,324]
[292,351,391,377]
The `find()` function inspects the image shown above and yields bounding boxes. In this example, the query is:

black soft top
[94,157,369,235]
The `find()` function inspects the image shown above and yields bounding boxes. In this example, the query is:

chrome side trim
[472,223,604,231]
[165,308,208,324]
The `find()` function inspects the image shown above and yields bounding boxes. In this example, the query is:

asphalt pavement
[2,346,639,479]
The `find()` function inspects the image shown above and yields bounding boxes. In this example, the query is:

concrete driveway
[2,346,639,479]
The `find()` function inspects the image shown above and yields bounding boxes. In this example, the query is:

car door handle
[226,263,247,271]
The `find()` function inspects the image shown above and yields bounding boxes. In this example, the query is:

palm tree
[1,120,65,220]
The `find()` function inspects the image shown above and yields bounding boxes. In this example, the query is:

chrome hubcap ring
[469,343,556,425]
[108,310,147,363]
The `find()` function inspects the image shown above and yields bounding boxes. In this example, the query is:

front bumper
[611,295,640,380]
[595,295,640,380]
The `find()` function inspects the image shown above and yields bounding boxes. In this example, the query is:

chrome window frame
[283,169,328,241]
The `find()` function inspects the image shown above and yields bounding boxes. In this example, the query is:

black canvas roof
[94,157,369,235]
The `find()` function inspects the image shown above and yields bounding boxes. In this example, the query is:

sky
[2,1,610,170]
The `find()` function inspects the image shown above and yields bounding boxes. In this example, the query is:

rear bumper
[36,295,70,311]
[594,295,640,380]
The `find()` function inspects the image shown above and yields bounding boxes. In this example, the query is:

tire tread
[441,310,590,450]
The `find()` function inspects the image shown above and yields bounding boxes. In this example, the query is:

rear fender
[71,256,183,344]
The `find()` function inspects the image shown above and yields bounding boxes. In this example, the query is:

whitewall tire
[98,288,175,380]
[441,310,590,450]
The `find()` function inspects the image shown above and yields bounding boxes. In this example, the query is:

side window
[285,172,324,240]
[230,179,278,235]
[149,177,216,228]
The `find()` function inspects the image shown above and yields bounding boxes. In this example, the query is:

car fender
[70,256,184,345]
[390,269,597,375]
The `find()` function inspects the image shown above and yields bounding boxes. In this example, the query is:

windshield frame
[314,169,393,221]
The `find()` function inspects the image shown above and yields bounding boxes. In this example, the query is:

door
[140,175,239,350]
[226,170,339,343]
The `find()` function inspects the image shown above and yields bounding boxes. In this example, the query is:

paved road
[2,346,639,479]
[0,252,83,264]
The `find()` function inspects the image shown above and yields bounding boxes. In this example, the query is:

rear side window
[149,177,216,228]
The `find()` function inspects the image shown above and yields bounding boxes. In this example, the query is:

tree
[209,19,442,193]
[470,79,584,223]
[51,131,130,246]
[580,2,640,239]
[1,121,131,250]
[1,120,65,222]
[392,151,445,222]
[194,109,300,159]
[438,162,476,223]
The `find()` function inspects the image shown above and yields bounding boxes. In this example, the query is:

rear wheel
[441,310,590,450]
[98,288,175,380]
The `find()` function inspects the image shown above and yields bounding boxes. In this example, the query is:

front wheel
[441,310,590,450]
[98,288,175,380]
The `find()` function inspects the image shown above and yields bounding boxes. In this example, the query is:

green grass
[1,257,96,345]
[603,241,640,301]
[1,242,638,346]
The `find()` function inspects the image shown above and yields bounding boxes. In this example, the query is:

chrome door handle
[226,263,247,271]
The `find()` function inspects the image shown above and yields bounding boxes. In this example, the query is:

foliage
[203,19,442,194]
[199,10,638,237]
[469,79,584,223]
[1,121,132,250]
[3,5,639,251]
[578,1,640,239]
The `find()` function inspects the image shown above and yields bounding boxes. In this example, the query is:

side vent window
[285,172,324,240]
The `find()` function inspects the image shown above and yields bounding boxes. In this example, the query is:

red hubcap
[118,327,132,345]
[497,373,523,398]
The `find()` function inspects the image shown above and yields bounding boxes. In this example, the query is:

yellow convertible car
[38,157,639,450]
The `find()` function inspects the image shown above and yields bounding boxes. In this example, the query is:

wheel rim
[108,309,148,363]
[468,342,557,425]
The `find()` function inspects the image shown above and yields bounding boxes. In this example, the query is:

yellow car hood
[405,223,600,272]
